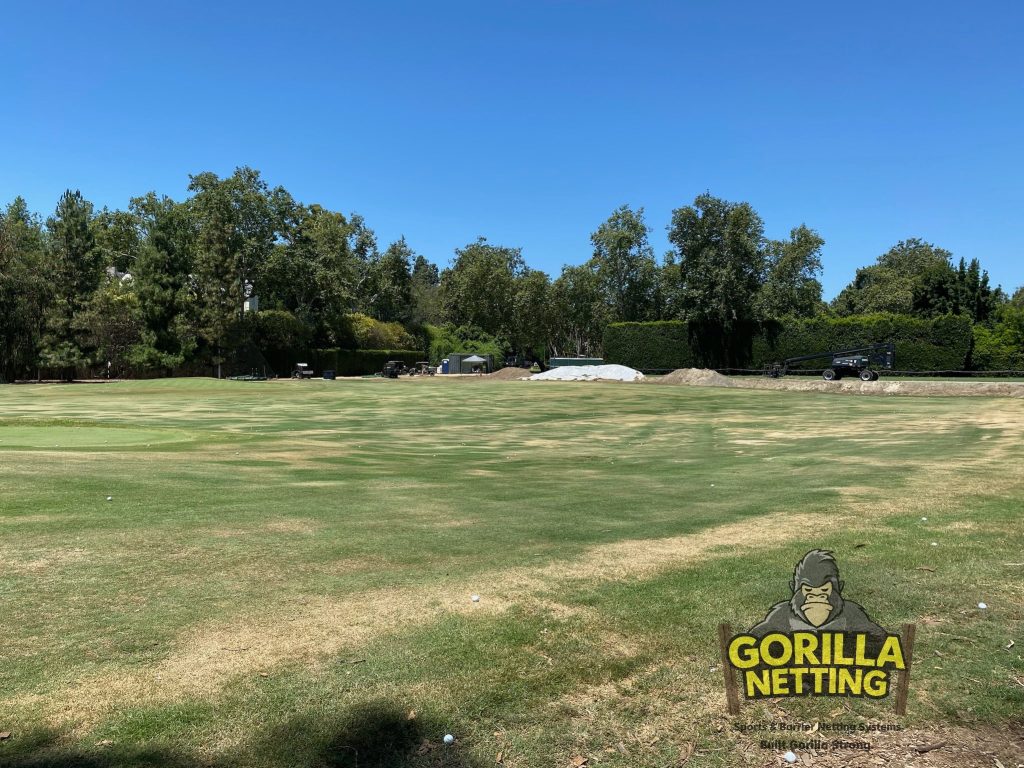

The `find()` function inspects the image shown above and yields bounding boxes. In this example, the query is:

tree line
[2,166,1022,380]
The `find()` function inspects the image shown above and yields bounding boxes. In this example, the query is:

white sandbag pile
[528,364,645,382]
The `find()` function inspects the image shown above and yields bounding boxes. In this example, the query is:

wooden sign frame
[716,623,917,715]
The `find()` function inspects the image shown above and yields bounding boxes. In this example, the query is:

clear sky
[3,0,1022,299]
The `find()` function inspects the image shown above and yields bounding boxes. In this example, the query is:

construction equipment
[291,363,316,379]
[765,343,895,381]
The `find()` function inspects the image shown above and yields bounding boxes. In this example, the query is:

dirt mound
[487,367,533,380]
[731,721,1023,768]
[653,368,736,387]
[652,370,1024,398]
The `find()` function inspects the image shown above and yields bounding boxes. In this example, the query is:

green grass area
[1,378,1022,767]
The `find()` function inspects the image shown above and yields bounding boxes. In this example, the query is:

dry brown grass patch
[0,546,91,575]
[261,518,321,535]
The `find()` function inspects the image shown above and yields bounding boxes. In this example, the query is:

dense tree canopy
[667,194,767,328]
[0,171,1017,379]
[439,238,525,338]
[589,205,660,323]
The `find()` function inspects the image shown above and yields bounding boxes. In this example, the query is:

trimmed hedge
[752,314,972,371]
[604,314,973,371]
[603,321,694,371]
[313,349,423,377]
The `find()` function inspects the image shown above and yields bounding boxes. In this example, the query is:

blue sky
[3,1,1022,299]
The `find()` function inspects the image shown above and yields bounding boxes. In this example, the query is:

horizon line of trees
[2,166,1022,381]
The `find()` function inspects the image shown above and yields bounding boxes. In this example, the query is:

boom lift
[765,342,895,382]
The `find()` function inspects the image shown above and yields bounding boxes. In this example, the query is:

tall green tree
[439,238,525,338]
[364,238,415,323]
[657,251,686,321]
[905,253,1002,323]
[39,190,102,376]
[75,279,144,377]
[589,205,659,322]
[91,207,142,273]
[511,268,551,357]
[188,168,291,371]
[410,254,442,326]
[548,263,607,357]
[0,198,49,380]
[262,203,360,347]
[667,193,766,328]
[755,225,825,319]
[130,193,199,371]
[833,239,952,316]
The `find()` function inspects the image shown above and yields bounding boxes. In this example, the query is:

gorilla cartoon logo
[749,549,887,640]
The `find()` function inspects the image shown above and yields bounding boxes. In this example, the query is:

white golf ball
[930,542,938,546]
[978,602,988,610]
[783,751,798,764]
[471,594,480,602]
[106,496,113,501]
[443,734,454,745]
[921,516,928,521]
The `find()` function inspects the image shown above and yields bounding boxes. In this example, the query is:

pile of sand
[529,364,644,382]
[487,367,533,381]
[652,368,736,387]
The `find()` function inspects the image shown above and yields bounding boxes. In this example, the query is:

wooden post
[718,623,740,715]
[893,623,916,715]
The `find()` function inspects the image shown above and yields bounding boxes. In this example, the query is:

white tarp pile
[528,364,645,382]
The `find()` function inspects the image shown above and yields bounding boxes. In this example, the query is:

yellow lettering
[810,666,827,693]
[863,670,888,697]
[790,667,809,693]
[793,632,819,665]
[854,634,875,667]
[838,667,862,695]
[745,669,771,697]
[833,634,854,666]
[771,667,791,695]
[729,635,760,669]
[876,636,905,669]
[761,634,793,666]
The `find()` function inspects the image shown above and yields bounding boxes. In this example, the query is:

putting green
[0,424,192,450]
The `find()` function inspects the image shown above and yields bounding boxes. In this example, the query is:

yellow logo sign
[719,550,914,712]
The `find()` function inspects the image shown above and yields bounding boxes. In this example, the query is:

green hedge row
[602,321,696,371]
[313,349,423,377]
[752,314,973,371]
[604,314,974,371]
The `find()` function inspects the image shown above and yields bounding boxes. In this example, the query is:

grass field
[1,378,1022,767]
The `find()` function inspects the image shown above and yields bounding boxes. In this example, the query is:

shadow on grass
[0,699,484,768]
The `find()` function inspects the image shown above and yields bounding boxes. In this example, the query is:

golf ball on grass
[443,734,454,745]
[783,751,798,764]
[471,594,480,602]
[978,602,988,609]
[106,496,113,501]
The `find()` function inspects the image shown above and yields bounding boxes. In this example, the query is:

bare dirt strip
[651,368,1024,398]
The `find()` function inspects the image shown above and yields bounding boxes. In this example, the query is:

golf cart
[291,363,316,379]
[412,361,435,376]
[383,360,407,379]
